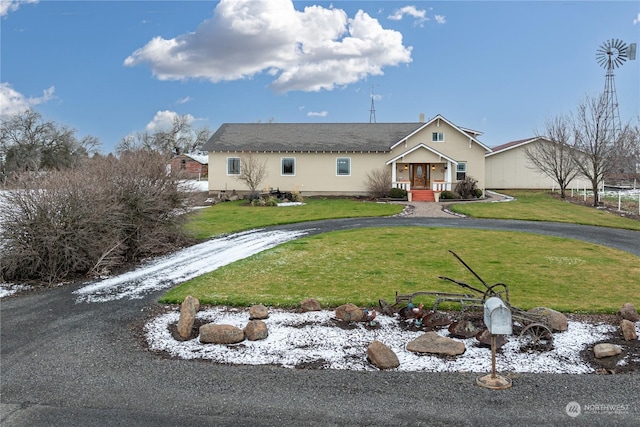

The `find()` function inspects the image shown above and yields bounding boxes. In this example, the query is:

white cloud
[0,82,54,117]
[387,6,445,27]
[307,111,327,117]
[0,0,38,17]
[124,0,412,93]
[388,6,427,23]
[176,96,192,104]
[145,110,194,132]
[634,13,640,25]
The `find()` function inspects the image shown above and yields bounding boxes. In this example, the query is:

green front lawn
[449,191,640,231]
[162,227,639,313]
[164,191,639,313]
[185,198,404,239]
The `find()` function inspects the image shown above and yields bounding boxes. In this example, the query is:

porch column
[391,161,397,184]
[446,162,453,191]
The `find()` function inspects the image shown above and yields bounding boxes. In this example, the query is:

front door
[412,163,430,189]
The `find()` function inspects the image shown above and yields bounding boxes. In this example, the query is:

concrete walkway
[393,201,460,218]
[393,191,512,218]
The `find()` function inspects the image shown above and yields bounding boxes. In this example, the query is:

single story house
[485,137,579,190]
[169,153,208,179]
[201,114,491,199]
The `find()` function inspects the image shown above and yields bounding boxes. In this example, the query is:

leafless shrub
[0,152,193,284]
[236,153,267,199]
[454,176,479,199]
[365,168,392,199]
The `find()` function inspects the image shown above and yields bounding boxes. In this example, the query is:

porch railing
[432,181,452,192]
[393,181,411,191]
[393,181,453,192]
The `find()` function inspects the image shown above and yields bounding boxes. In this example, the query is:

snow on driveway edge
[73,229,310,303]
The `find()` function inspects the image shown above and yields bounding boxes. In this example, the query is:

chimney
[419,113,425,123]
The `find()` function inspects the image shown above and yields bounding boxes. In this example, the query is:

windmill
[595,39,636,141]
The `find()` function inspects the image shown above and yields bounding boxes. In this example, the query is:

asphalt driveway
[2,217,639,426]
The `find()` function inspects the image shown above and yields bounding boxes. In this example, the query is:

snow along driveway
[73,228,310,303]
[4,221,639,374]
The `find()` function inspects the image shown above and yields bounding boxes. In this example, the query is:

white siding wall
[486,145,557,189]
[208,151,388,195]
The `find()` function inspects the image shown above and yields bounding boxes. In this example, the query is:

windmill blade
[612,56,626,69]
[614,39,627,53]
[596,39,632,69]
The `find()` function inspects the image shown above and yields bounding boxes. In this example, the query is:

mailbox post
[477,297,513,390]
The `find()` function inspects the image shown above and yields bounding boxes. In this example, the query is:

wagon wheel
[481,283,509,304]
[519,323,553,351]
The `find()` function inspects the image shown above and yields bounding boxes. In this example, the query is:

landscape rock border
[156,299,639,374]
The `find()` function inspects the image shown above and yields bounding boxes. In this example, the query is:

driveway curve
[2,217,639,427]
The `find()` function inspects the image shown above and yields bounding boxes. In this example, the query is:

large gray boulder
[177,295,200,339]
[593,343,622,358]
[300,298,322,312]
[448,320,478,338]
[527,307,568,332]
[335,303,364,322]
[406,332,465,356]
[618,303,640,322]
[199,324,245,344]
[244,320,269,341]
[367,341,399,370]
[620,319,638,341]
[249,304,269,320]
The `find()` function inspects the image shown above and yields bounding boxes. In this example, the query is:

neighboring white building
[486,137,564,190]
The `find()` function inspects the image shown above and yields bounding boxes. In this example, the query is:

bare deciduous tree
[236,153,268,198]
[0,109,99,182]
[570,93,633,206]
[609,121,640,177]
[116,114,211,156]
[525,116,581,199]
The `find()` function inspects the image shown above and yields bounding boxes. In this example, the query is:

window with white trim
[281,157,295,176]
[336,157,350,176]
[456,162,467,180]
[227,157,240,175]
[432,132,444,142]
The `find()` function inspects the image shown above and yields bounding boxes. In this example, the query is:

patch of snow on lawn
[74,229,309,303]
[277,202,305,207]
[145,307,616,373]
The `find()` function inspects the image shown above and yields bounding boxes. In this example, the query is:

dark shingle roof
[201,123,426,152]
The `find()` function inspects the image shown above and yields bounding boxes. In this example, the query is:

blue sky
[2,0,639,154]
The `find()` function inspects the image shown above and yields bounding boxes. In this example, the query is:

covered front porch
[386,143,458,199]
[391,161,454,193]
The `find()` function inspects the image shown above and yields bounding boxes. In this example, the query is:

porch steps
[410,190,436,202]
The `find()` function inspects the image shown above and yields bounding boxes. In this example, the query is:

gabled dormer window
[432,132,444,142]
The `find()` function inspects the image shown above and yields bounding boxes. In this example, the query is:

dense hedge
[0,152,194,284]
